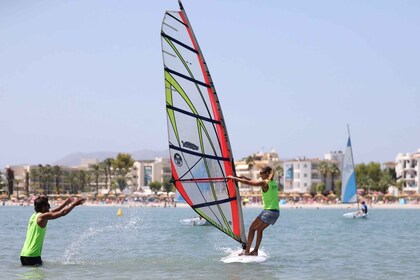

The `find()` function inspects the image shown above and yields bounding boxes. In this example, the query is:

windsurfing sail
[341,125,358,204]
[161,1,247,247]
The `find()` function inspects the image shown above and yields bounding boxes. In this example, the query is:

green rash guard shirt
[21,213,47,257]
[262,180,279,210]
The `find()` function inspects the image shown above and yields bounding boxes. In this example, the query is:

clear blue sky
[1,0,419,168]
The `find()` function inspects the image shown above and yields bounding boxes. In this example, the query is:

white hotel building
[395,149,420,194]
[283,151,344,194]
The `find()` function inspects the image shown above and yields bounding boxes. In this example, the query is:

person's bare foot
[249,250,258,256]
[238,251,249,256]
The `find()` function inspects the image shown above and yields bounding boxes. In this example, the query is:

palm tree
[330,163,340,193]
[15,178,22,197]
[91,164,101,197]
[77,170,88,193]
[318,161,329,185]
[68,171,77,194]
[30,168,40,194]
[112,153,135,193]
[52,165,62,194]
[102,158,114,191]
[44,165,53,195]
[24,170,30,196]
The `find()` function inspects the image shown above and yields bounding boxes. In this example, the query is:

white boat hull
[179,217,210,226]
[343,211,368,219]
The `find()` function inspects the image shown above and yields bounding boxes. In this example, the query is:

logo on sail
[182,141,199,151]
[174,153,183,167]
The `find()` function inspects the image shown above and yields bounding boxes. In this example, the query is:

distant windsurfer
[228,166,279,256]
[20,195,85,266]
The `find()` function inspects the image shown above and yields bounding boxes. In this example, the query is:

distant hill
[53,149,169,166]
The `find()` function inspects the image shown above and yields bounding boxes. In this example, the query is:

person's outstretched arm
[50,197,72,213]
[38,198,85,227]
[227,175,268,191]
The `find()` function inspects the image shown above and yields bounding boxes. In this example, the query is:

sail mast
[176,0,246,244]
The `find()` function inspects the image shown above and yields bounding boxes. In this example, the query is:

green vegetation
[355,162,396,194]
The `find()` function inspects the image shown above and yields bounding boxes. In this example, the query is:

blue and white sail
[341,135,357,203]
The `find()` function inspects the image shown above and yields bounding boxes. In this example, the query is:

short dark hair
[34,196,49,212]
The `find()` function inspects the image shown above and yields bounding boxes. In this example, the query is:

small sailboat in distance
[161,1,247,247]
[342,125,367,219]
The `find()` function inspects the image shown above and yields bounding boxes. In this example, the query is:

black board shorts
[21,256,43,266]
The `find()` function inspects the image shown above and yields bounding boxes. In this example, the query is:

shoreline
[3,201,420,210]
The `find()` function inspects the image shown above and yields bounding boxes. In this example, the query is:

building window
[144,166,152,186]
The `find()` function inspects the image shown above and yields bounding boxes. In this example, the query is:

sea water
[1,205,419,280]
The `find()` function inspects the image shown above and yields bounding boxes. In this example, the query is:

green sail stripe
[165,79,180,144]
[164,36,213,118]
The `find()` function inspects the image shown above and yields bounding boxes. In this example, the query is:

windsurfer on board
[227,166,279,256]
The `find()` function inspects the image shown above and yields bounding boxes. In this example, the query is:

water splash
[62,211,146,265]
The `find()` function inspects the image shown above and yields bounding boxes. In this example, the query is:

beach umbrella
[279,193,287,198]
[302,192,312,198]
[327,193,337,200]
[314,193,325,201]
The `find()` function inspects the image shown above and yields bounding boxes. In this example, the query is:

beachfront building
[2,158,172,197]
[1,164,90,197]
[395,149,420,194]
[284,158,322,193]
[233,150,282,192]
[131,157,171,191]
[283,154,342,194]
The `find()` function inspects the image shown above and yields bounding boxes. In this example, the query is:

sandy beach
[3,199,419,210]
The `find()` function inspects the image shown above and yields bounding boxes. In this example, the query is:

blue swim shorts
[258,209,279,225]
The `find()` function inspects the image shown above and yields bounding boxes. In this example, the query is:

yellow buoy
[117,208,123,216]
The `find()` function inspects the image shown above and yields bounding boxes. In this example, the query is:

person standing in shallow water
[20,195,85,266]
[228,166,279,256]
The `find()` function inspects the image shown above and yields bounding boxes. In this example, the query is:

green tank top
[262,180,279,210]
[21,213,47,257]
